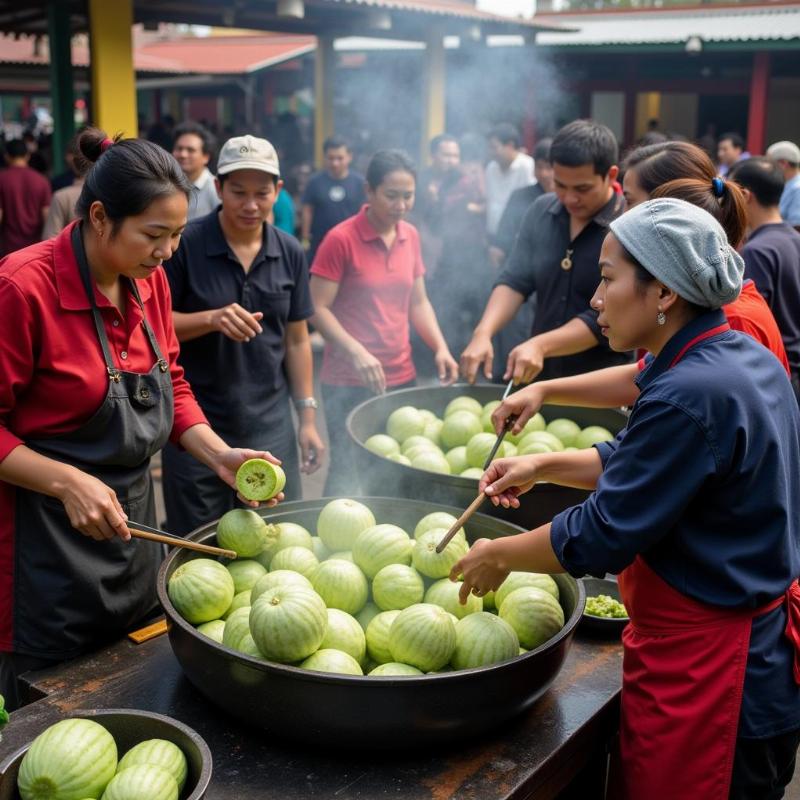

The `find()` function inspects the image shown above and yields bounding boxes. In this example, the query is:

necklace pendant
[560,255,573,271]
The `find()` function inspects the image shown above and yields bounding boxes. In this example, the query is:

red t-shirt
[0,222,207,463]
[311,206,426,387]
[0,165,51,256]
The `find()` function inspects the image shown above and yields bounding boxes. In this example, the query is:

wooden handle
[129,527,237,560]
[436,493,486,553]
[128,618,168,644]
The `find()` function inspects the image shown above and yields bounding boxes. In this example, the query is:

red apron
[609,322,800,799]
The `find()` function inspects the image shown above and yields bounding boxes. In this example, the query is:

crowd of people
[2,110,800,796]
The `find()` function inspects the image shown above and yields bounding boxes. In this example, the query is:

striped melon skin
[411,530,468,579]
[250,570,312,605]
[101,764,178,800]
[310,536,330,562]
[451,612,519,670]
[372,564,424,611]
[424,579,482,619]
[216,509,273,558]
[499,587,565,650]
[319,608,367,665]
[494,572,559,610]
[389,603,456,673]
[250,586,328,663]
[365,610,400,665]
[225,560,267,594]
[300,649,363,676]
[195,619,225,644]
[18,718,118,800]
[255,522,314,568]
[413,512,466,544]
[355,602,381,631]
[117,739,187,792]
[167,558,235,624]
[222,590,251,620]
[368,662,423,676]
[312,559,369,615]
[222,606,252,652]
[352,524,413,579]
[268,546,319,580]
[316,499,376,552]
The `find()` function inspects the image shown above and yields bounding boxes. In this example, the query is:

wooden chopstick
[436,492,486,553]
[129,527,237,560]
[128,618,169,644]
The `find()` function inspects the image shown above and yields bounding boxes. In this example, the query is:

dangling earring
[657,310,666,326]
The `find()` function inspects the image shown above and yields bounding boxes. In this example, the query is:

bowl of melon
[0,708,212,800]
[157,496,585,749]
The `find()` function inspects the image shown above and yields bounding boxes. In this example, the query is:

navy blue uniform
[551,310,800,738]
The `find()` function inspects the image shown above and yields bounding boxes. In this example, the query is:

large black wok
[347,384,627,531]
[157,497,584,749]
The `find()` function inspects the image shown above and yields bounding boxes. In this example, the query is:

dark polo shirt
[164,209,313,440]
[497,191,631,380]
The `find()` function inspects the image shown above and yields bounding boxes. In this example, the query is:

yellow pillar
[314,36,335,167]
[421,32,446,165]
[88,0,137,138]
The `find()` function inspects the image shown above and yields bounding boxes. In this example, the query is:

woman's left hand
[298,423,325,475]
[450,538,510,605]
[211,448,285,507]
[434,348,459,385]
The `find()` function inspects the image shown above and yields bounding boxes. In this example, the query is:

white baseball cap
[766,141,800,165]
[217,135,280,177]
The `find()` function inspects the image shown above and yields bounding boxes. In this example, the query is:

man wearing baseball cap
[161,135,325,534]
[766,140,800,229]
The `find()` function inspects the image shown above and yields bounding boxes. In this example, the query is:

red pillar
[746,52,770,155]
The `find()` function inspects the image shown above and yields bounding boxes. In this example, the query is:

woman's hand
[450,538,510,605]
[491,383,547,437]
[211,303,264,343]
[350,345,387,395]
[460,333,494,384]
[211,448,285,507]
[298,423,325,475]
[479,455,542,509]
[434,348,459,385]
[504,337,545,385]
[57,469,131,542]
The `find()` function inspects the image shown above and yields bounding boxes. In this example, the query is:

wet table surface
[0,630,622,799]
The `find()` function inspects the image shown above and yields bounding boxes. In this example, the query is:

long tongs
[128,519,237,559]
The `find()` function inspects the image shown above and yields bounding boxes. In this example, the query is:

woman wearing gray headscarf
[452,199,800,800]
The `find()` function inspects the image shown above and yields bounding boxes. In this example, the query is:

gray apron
[9,225,173,659]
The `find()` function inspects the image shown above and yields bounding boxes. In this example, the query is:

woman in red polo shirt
[310,149,459,496]
[0,128,283,707]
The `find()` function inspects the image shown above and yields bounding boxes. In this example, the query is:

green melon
[355,602,381,632]
[444,446,470,475]
[215,509,275,558]
[417,409,438,424]
[327,550,354,562]
[389,603,456,673]
[168,558,235,624]
[254,521,313,568]
[364,434,401,457]
[499,587,565,649]
[319,608,366,665]
[365,610,400,664]
[250,569,313,604]
[517,441,554,456]
[18,718,117,800]
[250,585,328,663]
[352,524,413,579]
[310,536,330,562]
[222,606,252,652]
[517,430,565,453]
[494,572,559,610]
[440,410,483,450]
[444,396,483,418]
[575,425,614,449]
[481,400,502,432]
[506,413,546,445]
[403,444,442,464]
[545,418,582,448]
[117,739,187,792]
[400,435,439,455]
[372,564,425,611]
[312,559,369,615]
[100,764,178,800]
[465,432,515,469]
[300,649,363,676]
[424,578,482,619]
[451,612,519,670]
[413,512,464,543]
[386,452,412,465]
[222,590,251,620]
[316,499,376,552]
[368,662,423,677]
[386,406,426,444]
[225,559,267,594]
[268,546,319,580]
[423,419,443,446]
[411,529,468,579]
[459,468,484,479]
[195,619,225,643]
[410,450,451,475]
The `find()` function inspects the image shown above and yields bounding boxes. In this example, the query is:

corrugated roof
[534,4,800,47]
[322,0,539,25]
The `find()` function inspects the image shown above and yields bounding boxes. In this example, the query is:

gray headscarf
[609,198,744,308]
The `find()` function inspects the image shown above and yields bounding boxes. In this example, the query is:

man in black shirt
[730,157,800,401]
[461,120,630,384]
[301,135,365,264]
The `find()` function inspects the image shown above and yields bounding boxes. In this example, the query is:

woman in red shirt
[0,128,283,707]
[310,149,458,496]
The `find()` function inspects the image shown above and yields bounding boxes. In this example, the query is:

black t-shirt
[165,211,314,439]
[302,171,366,260]
[742,222,800,378]
[497,191,631,380]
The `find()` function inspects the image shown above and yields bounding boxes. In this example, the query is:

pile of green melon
[362,397,614,478]
[16,719,188,800]
[167,500,567,677]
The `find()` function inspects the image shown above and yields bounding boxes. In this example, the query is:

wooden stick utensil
[436,492,487,554]
[129,527,237,560]
[482,379,518,470]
